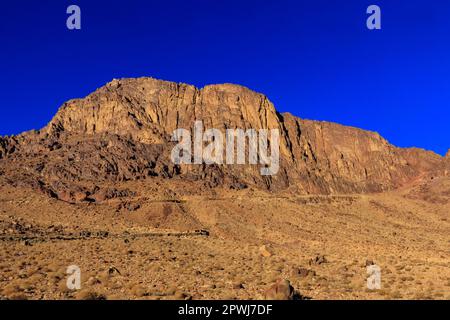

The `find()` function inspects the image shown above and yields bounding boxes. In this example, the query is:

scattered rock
[95,231,109,238]
[79,231,91,238]
[292,267,316,278]
[117,201,141,212]
[229,180,247,190]
[108,266,121,275]
[232,282,245,290]
[86,277,101,286]
[309,255,327,266]
[264,279,298,300]
[259,245,273,258]
[365,259,375,267]
[91,188,136,203]
[194,229,210,236]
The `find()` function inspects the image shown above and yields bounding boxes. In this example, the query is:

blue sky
[0,0,449,155]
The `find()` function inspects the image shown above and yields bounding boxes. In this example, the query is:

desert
[0,77,449,300]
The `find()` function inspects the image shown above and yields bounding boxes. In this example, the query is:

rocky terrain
[0,77,449,300]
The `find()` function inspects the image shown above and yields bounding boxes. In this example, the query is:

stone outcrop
[264,279,298,300]
[0,77,448,199]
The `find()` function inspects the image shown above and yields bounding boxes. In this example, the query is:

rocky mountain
[0,77,447,203]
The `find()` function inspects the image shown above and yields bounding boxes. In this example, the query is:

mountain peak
[45,77,280,143]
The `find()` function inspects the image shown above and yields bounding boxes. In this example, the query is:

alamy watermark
[65,5,380,31]
[66,265,81,290]
[171,121,280,176]
[66,5,81,30]
[367,5,381,30]
[366,264,381,290]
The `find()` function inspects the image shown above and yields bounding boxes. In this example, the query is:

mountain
[1,77,449,300]
[0,77,447,203]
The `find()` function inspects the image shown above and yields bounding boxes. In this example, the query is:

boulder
[259,245,273,258]
[264,279,298,300]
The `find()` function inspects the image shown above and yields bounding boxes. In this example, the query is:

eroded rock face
[45,80,282,143]
[0,77,448,200]
[0,136,18,160]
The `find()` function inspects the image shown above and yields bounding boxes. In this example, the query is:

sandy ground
[0,179,449,300]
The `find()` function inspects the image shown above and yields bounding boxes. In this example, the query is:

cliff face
[0,77,447,201]
[45,79,283,145]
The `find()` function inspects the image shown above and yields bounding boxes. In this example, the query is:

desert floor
[0,179,449,300]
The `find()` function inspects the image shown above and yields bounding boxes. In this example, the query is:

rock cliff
[0,77,447,201]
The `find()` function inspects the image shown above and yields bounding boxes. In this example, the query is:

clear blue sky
[1,0,449,155]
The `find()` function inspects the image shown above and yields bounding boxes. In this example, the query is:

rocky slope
[1,77,449,301]
[0,77,447,202]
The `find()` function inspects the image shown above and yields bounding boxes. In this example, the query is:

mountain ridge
[0,77,448,203]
